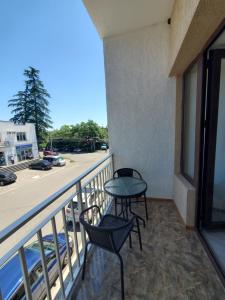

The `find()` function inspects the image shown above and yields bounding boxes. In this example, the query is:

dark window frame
[181,56,204,186]
[16,132,27,141]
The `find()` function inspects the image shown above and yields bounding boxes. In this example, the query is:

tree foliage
[8,67,52,144]
[51,120,108,140]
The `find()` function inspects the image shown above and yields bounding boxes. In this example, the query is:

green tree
[9,67,52,145]
[8,85,30,124]
[25,67,52,142]
[49,120,108,141]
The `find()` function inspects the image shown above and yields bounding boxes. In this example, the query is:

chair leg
[115,197,118,216]
[136,218,142,251]
[82,242,90,280]
[122,201,125,218]
[116,253,125,300]
[144,193,148,220]
[129,233,132,248]
[128,198,145,227]
[125,198,128,219]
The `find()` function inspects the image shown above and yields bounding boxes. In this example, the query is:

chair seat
[99,214,133,251]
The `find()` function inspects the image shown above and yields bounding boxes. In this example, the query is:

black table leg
[128,198,145,227]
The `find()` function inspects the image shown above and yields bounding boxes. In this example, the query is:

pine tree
[8,67,52,144]
[24,67,52,142]
[8,84,30,124]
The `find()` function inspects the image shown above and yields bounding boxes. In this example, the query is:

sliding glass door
[202,49,225,229]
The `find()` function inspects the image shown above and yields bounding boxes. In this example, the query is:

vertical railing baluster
[83,186,89,241]
[51,217,65,299]
[96,174,100,211]
[88,181,94,224]
[92,178,97,224]
[37,230,52,300]
[111,153,114,174]
[99,171,104,212]
[18,247,32,300]
[110,158,113,177]
[62,207,73,281]
[76,181,86,248]
[107,163,110,179]
[105,166,110,204]
[103,166,107,205]
[84,186,88,208]
[70,199,80,267]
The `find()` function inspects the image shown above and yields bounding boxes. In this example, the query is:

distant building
[0,121,39,166]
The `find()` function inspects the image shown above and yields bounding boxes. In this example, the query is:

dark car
[29,160,52,170]
[0,170,17,186]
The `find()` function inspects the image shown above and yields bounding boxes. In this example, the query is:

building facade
[0,121,39,166]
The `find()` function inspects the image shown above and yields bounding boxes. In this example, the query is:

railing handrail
[0,153,112,244]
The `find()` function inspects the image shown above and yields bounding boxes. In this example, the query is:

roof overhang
[83,0,174,38]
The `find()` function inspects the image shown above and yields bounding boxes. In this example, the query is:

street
[0,151,107,257]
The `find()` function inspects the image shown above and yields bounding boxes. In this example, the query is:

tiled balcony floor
[71,200,225,300]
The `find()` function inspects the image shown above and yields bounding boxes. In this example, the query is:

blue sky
[0,0,107,129]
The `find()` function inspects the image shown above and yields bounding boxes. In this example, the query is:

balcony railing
[0,153,113,300]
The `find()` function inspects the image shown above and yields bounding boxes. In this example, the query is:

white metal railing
[0,153,113,300]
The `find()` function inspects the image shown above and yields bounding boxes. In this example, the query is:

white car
[65,187,103,223]
[43,155,66,167]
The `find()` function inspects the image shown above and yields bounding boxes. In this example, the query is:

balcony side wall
[104,23,176,198]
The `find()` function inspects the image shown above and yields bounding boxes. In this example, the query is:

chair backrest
[113,168,142,179]
[79,205,115,252]
[79,205,133,253]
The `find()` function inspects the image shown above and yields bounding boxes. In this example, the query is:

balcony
[72,200,225,300]
[0,154,225,300]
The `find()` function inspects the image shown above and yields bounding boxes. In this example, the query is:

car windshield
[44,157,52,161]
[29,241,55,254]
[68,200,85,209]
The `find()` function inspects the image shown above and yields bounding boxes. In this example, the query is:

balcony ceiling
[83,0,174,38]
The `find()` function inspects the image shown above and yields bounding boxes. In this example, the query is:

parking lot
[0,151,107,257]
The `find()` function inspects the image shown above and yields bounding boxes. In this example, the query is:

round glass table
[104,177,147,226]
[104,177,147,198]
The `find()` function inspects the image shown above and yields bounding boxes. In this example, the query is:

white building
[0,121,39,166]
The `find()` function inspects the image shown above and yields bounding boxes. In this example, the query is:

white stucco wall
[173,174,196,226]
[104,23,176,198]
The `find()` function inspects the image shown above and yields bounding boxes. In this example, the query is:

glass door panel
[212,59,225,222]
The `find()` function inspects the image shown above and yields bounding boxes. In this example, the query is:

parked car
[26,152,34,159]
[43,149,58,156]
[100,143,107,150]
[29,160,52,170]
[72,148,82,153]
[0,170,17,186]
[43,156,66,167]
[65,187,104,223]
[0,233,73,300]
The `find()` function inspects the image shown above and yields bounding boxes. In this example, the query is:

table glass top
[104,176,147,197]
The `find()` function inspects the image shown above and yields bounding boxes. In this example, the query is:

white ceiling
[83,0,175,38]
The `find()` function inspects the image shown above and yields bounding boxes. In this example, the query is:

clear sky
[0,0,107,129]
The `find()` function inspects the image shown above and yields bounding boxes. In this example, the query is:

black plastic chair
[113,168,149,222]
[79,205,142,300]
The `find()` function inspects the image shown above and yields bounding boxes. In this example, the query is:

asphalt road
[0,151,107,257]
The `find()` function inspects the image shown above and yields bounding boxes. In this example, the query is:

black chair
[79,205,142,300]
[113,168,149,223]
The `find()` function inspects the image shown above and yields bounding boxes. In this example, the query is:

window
[11,284,25,300]
[182,63,198,180]
[16,132,26,141]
